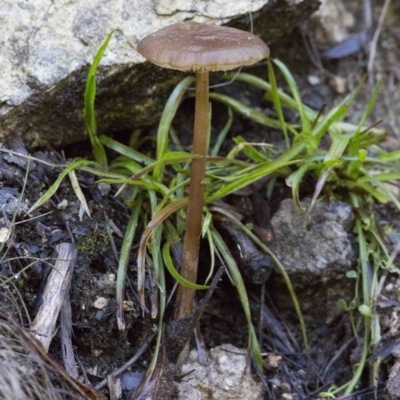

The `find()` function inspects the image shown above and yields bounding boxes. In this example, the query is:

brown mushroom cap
[137,22,270,72]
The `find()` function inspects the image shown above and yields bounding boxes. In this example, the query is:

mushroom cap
[137,22,270,72]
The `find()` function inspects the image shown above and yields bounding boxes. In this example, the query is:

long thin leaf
[211,206,309,350]
[286,161,318,210]
[156,76,195,161]
[349,79,382,155]
[68,170,91,220]
[310,133,351,207]
[207,139,307,202]
[211,107,233,156]
[84,32,114,167]
[162,242,209,290]
[137,198,188,314]
[116,192,143,330]
[100,134,154,165]
[268,59,290,147]
[26,160,97,215]
[273,59,311,134]
[211,228,263,368]
[209,93,283,129]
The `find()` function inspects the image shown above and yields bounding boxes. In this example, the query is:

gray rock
[0,187,31,216]
[175,344,264,400]
[0,0,320,149]
[269,198,356,279]
[387,357,400,399]
[268,198,357,321]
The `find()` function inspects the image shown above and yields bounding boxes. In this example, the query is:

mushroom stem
[174,71,209,320]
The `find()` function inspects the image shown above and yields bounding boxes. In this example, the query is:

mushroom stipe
[137,22,270,321]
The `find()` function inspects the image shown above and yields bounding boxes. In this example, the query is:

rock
[387,357,400,399]
[175,344,264,400]
[93,297,108,310]
[311,0,356,45]
[0,0,320,149]
[269,198,356,279]
[0,187,31,216]
[268,198,357,321]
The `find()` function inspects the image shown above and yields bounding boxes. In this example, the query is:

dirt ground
[1,1,400,399]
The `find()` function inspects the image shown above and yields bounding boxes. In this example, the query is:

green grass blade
[230,72,384,137]
[272,59,311,134]
[349,79,382,155]
[212,209,309,351]
[353,182,388,204]
[26,159,97,215]
[227,72,315,117]
[204,227,216,285]
[116,191,142,330]
[84,32,114,167]
[148,189,164,318]
[99,177,166,192]
[209,93,282,129]
[207,138,307,202]
[162,242,209,290]
[68,170,91,220]
[268,59,290,147]
[211,228,262,368]
[231,136,268,162]
[312,103,350,142]
[211,107,233,156]
[286,161,318,210]
[100,134,154,165]
[153,151,195,180]
[137,198,188,314]
[310,133,351,206]
[156,76,195,161]
[376,150,400,162]
[343,212,371,395]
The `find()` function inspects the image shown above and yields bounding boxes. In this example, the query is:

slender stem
[174,71,209,320]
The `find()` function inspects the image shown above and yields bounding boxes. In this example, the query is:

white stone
[0,0,316,148]
[155,0,268,19]
[307,75,321,86]
[312,0,355,44]
[176,344,264,400]
[56,199,68,210]
[0,0,269,115]
[93,297,108,309]
[0,227,11,243]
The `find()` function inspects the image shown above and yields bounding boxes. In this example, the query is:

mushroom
[137,22,270,320]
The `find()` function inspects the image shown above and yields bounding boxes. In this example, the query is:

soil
[1,1,400,399]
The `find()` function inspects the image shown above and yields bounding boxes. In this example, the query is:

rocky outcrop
[0,0,320,149]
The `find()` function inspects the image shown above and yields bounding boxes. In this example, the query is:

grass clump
[26,33,400,395]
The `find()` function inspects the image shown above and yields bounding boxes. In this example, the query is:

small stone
[307,75,321,86]
[97,182,111,197]
[264,353,282,369]
[298,369,307,378]
[176,344,264,400]
[93,349,103,357]
[0,227,11,243]
[269,378,281,388]
[281,383,291,393]
[268,198,356,322]
[329,76,347,93]
[386,283,394,292]
[56,199,68,210]
[93,297,108,309]
[269,198,355,278]
[123,300,134,311]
